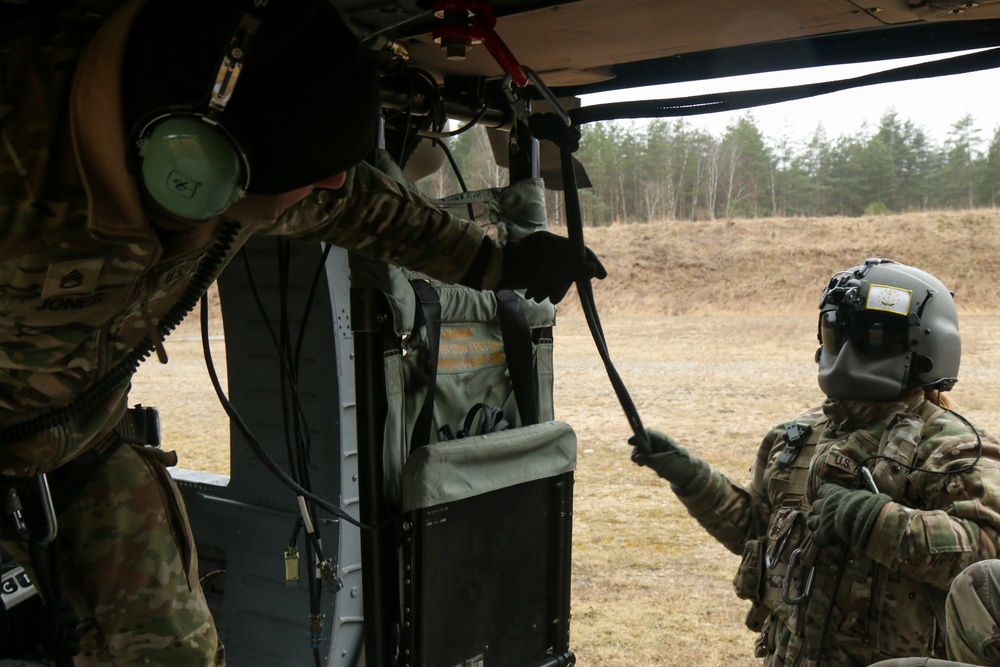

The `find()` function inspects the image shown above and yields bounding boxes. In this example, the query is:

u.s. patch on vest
[826,451,859,476]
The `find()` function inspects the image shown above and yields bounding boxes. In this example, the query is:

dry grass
[554,209,1000,315]
[129,209,1000,666]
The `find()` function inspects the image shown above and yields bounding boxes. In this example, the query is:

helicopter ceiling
[338,0,1000,97]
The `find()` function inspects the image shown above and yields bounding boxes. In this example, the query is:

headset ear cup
[136,115,249,221]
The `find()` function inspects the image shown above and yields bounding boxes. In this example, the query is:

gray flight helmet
[816,258,960,401]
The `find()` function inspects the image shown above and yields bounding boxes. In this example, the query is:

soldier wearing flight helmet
[631,259,1000,666]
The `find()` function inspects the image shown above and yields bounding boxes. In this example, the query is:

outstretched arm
[633,429,771,555]
[264,162,604,302]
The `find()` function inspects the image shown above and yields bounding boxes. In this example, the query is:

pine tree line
[419,110,1000,224]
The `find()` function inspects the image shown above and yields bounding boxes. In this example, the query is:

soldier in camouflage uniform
[632,259,1000,667]
[0,1,604,665]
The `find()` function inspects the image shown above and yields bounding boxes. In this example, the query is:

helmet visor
[819,309,910,356]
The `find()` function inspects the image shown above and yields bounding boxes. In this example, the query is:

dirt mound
[554,209,1000,315]
[178,208,1000,333]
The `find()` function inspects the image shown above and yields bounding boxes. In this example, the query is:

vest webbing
[758,420,826,607]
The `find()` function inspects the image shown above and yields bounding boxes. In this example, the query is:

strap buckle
[777,422,812,469]
[117,405,161,447]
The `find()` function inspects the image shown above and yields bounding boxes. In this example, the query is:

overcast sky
[579,52,1000,149]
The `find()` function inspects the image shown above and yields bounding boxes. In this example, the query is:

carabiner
[781,547,815,605]
[764,528,792,570]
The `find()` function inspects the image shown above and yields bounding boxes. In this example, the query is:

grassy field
[130,209,1000,666]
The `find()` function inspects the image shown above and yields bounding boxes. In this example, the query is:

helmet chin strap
[817,341,911,401]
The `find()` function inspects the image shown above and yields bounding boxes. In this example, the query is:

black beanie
[123,0,380,194]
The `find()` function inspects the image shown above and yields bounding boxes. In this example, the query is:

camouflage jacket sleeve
[673,434,778,556]
[258,162,503,288]
[863,419,1000,590]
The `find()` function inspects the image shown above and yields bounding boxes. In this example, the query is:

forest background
[418,110,1000,224]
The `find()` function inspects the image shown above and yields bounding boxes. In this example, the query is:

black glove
[497,231,607,304]
[807,483,892,550]
[630,429,711,495]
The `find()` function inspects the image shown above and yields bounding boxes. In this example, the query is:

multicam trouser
[1,441,224,666]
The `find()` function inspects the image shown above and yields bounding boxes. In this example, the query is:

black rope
[532,114,652,455]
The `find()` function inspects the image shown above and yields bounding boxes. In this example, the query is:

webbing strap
[410,280,442,451]
[409,281,540,449]
[495,289,538,426]
[558,143,651,454]
[529,110,650,452]
[570,47,1000,126]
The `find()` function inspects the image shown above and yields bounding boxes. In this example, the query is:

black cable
[382,84,416,124]
[293,243,335,386]
[282,243,328,554]
[408,68,446,132]
[418,100,490,139]
[277,244,316,497]
[859,406,984,478]
[199,296,379,530]
[289,518,303,549]
[398,103,414,167]
[276,245,322,565]
[237,251,315,484]
[275,246,305,494]
[233,242,359,661]
[389,68,447,167]
[236,247,330,563]
[275,244,327,662]
[304,533,321,667]
[434,138,476,220]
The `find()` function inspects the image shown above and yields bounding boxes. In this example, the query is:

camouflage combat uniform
[0,2,503,665]
[945,559,1000,665]
[867,558,1000,667]
[676,389,1000,667]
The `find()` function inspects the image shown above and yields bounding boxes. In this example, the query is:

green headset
[132,13,260,221]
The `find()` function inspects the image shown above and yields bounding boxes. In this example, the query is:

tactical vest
[736,400,948,667]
